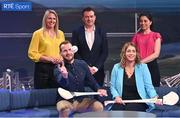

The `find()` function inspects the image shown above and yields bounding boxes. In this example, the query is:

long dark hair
[139,13,153,30]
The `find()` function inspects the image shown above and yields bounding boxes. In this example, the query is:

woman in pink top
[132,13,162,87]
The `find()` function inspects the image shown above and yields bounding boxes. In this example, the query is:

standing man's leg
[94,68,105,87]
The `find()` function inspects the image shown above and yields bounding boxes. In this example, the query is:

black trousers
[111,103,147,112]
[34,62,59,89]
[93,68,105,87]
[147,59,160,87]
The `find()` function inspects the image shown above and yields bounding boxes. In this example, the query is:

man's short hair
[82,7,96,16]
[59,40,71,52]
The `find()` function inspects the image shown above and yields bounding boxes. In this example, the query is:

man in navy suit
[71,7,108,87]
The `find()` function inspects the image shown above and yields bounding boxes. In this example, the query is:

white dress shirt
[85,26,95,50]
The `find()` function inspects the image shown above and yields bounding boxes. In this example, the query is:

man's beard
[63,56,74,63]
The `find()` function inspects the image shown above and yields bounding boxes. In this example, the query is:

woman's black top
[122,70,141,100]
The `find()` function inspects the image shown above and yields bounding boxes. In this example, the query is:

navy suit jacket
[71,25,108,70]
